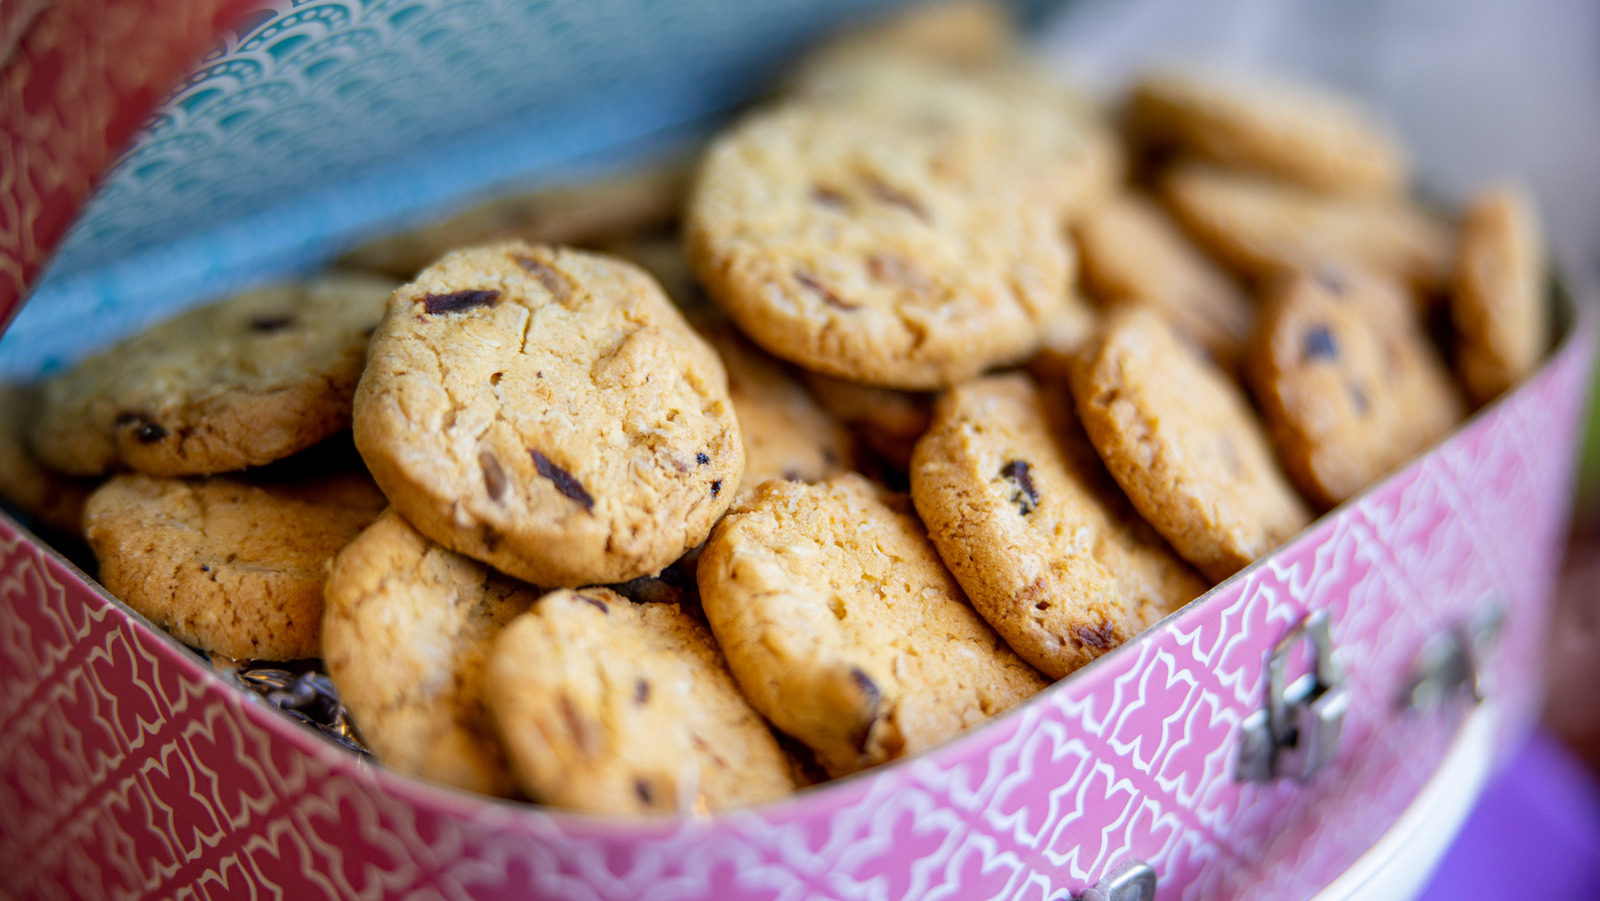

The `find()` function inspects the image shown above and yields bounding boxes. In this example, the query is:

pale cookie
[696,322,854,491]
[85,471,387,660]
[322,509,538,797]
[1075,193,1253,366]
[32,271,400,477]
[698,473,1048,777]
[1248,267,1464,508]
[790,0,1017,83]
[1128,68,1408,196]
[485,587,795,814]
[0,385,94,535]
[1027,296,1100,388]
[354,242,743,587]
[1070,308,1311,582]
[1162,163,1453,293]
[912,374,1207,678]
[687,96,1070,389]
[801,372,934,473]
[1452,184,1548,404]
[341,165,687,279]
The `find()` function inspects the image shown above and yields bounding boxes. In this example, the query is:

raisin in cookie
[1452,184,1548,404]
[85,471,387,660]
[1128,68,1408,197]
[912,374,1207,678]
[1248,268,1464,508]
[485,587,794,814]
[1070,308,1311,582]
[32,271,399,478]
[353,242,743,587]
[322,509,539,796]
[698,473,1048,777]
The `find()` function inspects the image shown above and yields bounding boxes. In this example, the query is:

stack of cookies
[0,0,1549,815]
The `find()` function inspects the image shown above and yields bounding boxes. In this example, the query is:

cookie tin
[1,1,1594,899]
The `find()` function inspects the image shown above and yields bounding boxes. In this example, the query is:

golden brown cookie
[912,374,1207,678]
[1070,307,1311,582]
[697,473,1048,777]
[485,587,795,814]
[85,471,387,660]
[0,385,95,535]
[1452,184,1548,404]
[341,165,687,279]
[801,372,934,473]
[353,242,743,587]
[790,0,1017,82]
[1127,68,1408,196]
[1248,267,1464,508]
[31,271,400,478]
[696,322,854,492]
[1161,163,1453,293]
[1027,296,1101,388]
[322,509,538,797]
[1075,192,1254,366]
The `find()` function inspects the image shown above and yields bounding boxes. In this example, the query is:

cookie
[485,587,795,814]
[789,0,1017,84]
[84,470,387,661]
[341,164,687,279]
[1452,184,1548,404]
[801,372,934,473]
[1127,68,1408,196]
[1070,307,1311,582]
[696,322,854,491]
[1248,267,1464,508]
[0,385,94,535]
[1026,296,1100,388]
[697,473,1048,776]
[1161,163,1453,293]
[353,242,743,587]
[1075,193,1254,366]
[322,509,538,796]
[912,373,1208,678]
[32,271,400,478]
[686,94,1071,389]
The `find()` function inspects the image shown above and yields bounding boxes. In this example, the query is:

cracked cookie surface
[912,374,1206,678]
[486,587,795,814]
[353,242,743,587]
[33,271,400,477]
[697,473,1047,777]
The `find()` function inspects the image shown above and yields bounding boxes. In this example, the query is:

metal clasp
[1069,859,1157,901]
[1237,609,1348,782]
[1401,601,1506,713]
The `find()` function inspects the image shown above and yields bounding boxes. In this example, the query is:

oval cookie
[1452,184,1547,404]
[32,271,400,477]
[486,587,794,814]
[698,473,1048,776]
[353,242,743,587]
[912,374,1207,678]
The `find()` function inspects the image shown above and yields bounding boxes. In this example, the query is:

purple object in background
[1417,728,1600,900]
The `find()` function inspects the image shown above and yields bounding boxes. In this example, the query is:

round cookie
[697,473,1048,777]
[1070,307,1311,583]
[485,587,795,814]
[697,322,854,492]
[31,271,400,478]
[1161,163,1453,294]
[686,95,1070,389]
[84,471,388,660]
[0,384,95,535]
[1128,68,1408,197]
[322,509,539,797]
[1452,183,1547,405]
[912,374,1208,678]
[1249,268,1465,508]
[1074,193,1253,367]
[353,242,743,587]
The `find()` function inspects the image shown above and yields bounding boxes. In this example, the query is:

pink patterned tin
[0,2,1595,900]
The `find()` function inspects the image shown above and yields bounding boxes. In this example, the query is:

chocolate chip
[811,185,849,209]
[115,411,167,444]
[711,480,722,497]
[634,678,650,704]
[479,451,507,502]
[1302,324,1339,362]
[530,449,594,511]
[423,289,500,315]
[578,594,610,614]
[1313,267,1348,296]
[795,271,859,310]
[560,693,599,756]
[849,666,881,752]
[1074,621,1118,650]
[633,777,655,805]
[862,176,927,219]
[513,255,573,304]
[866,253,934,298]
[696,453,710,465]
[998,460,1039,515]
[248,314,296,333]
[1349,383,1370,415]
[199,564,209,572]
